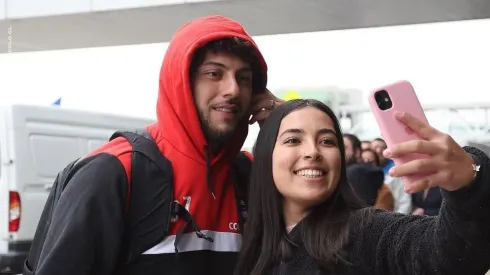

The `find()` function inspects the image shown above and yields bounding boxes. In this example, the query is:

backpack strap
[110,130,169,216]
[110,130,175,263]
[232,152,252,232]
[110,130,168,170]
[111,130,213,263]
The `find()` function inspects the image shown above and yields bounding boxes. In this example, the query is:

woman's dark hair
[235,99,373,275]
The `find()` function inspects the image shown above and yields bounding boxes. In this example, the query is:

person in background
[361,140,372,151]
[360,149,394,211]
[371,138,394,174]
[346,163,386,208]
[343,133,362,165]
[361,148,379,166]
[371,138,412,214]
[343,134,393,210]
[411,187,443,216]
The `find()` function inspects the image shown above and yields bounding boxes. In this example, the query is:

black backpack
[23,130,251,274]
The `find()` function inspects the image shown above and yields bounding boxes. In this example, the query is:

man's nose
[221,74,240,98]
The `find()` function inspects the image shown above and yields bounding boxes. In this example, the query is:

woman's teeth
[295,169,324,178]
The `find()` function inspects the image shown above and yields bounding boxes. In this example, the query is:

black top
[274,146,490,275]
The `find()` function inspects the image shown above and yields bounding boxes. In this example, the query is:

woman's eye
[321,139,337,146]
[284,137,300,144]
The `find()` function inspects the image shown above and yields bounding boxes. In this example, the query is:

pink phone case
[368,80,431,186]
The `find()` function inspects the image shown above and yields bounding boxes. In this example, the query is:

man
[361,140,371,151]
[343,134,393,210]
[371,138,394,174]
[371,137,412,214]
[31,15,281,275]
[343,133,362,165]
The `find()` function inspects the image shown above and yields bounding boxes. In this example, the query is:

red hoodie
[148,14,266,246]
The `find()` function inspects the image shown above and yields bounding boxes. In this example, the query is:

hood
[346,163,384,206]
[156,15,268,164]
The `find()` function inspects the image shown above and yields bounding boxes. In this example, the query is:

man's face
[343,137,357,165]
[361,141,371,151]
[192,51,253,143]
[371,140,387,164]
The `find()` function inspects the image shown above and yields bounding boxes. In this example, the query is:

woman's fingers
[404,171,450,193]
[389,157,438,178]
[395,112,441,140]
[385,140,444,158]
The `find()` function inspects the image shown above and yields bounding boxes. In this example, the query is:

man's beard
[199,112,236,146]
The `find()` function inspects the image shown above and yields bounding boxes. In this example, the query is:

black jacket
[274,147,490,275]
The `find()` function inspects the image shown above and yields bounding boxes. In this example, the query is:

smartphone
[368,80,431,186]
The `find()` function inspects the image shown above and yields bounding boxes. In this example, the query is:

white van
[0,104,154,274]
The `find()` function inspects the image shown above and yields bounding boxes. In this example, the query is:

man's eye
[206,71,220,77]
[239,76,252,82]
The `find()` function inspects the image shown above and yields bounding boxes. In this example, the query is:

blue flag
[52,97,62,106]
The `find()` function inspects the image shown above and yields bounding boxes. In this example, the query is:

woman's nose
[303,147,322,160]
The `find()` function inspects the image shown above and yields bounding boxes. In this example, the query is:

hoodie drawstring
[172,145,216,254]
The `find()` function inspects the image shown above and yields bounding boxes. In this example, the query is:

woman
[236,99,490,275]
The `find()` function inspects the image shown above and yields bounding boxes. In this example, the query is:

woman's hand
[383,112,476,194]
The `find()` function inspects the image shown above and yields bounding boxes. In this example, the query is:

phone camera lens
[374,90,393,111]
